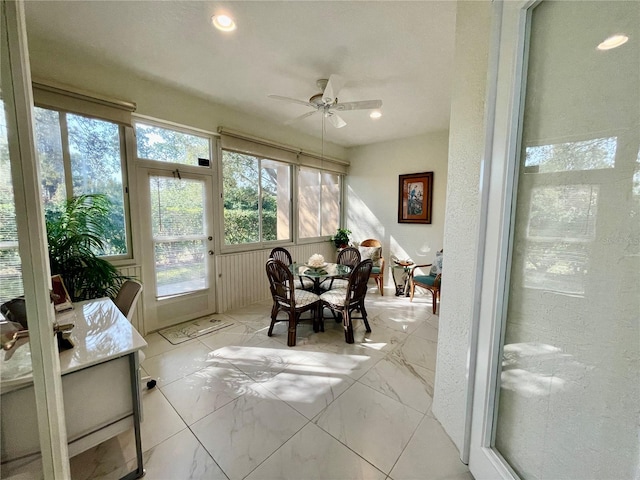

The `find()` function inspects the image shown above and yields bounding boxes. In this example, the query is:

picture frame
[398,172,433,224]
[51,274,73,312]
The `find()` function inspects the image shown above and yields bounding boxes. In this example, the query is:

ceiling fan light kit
[268,74,382,129]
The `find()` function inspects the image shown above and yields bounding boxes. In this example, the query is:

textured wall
[346,132,449,281]
[431,1,492,451]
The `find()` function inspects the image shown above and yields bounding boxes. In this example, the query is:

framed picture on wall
[398,172,433,224]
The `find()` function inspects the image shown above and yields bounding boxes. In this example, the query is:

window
[135,122,210,166]
[524,137,617,173]
[298,167,340,239]
[150,175,208,297]
[0,101,24,304]
[523,185,598,295]
[34,107,129,256]
[222,150,291,245]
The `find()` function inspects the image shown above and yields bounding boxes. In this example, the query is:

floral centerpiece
[307,254,326,268]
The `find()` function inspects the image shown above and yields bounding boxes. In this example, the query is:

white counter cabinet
[1,298,147,479]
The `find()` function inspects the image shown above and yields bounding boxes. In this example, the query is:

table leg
[120,353,144,480]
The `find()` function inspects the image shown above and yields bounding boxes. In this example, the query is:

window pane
[261,159,290,242]
[525,137,617,173]
[150,176,205,237]
[34,107,66,211]
[136,122,210,166]
[150,176,208,297]
[154,240,207,297]
[222,151,259,245]
[298,168,321,238]
[0,102,24,304]
[321,172,340,236]
[299,168,341,239]
[67,114,127,256]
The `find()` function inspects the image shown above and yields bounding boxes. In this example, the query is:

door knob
[208,250,214,255]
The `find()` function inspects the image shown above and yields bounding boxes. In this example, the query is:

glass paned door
[149,175,208,297]
[494,2,639,478]
[470,1,639,478]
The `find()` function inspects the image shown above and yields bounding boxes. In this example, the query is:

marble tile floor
[68,288,472,479]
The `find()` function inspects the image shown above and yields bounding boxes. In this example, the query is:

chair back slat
[266,258,295,305]
[337,247,361,269]
[269,247,293,266]
[347,259,373,302]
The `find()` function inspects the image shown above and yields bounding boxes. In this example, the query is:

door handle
[208,250,214,255]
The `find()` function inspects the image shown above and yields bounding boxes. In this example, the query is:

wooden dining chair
[319,259,373,344]
[265,258,321,346]
[359,239,385,295]
[322,246,361,291]
[269,247,315,291]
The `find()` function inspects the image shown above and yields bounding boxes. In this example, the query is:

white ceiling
[23,1,457,148]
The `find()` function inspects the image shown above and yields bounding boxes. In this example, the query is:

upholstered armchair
[409,250,442,314]
[358,239,385,295]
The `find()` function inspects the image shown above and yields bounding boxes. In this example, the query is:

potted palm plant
[330,228,351,249]
[46,194,127,301]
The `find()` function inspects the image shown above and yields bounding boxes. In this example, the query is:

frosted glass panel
[494,2,640,479]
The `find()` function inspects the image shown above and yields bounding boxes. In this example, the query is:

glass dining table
[289,263,351,293]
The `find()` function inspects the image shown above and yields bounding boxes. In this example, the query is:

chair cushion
[297,276,315,290]
[295,290,321,307]
[328,278,349,289]
[319,288,348,305]
[429,251,443,276]
[371,266,381,275]
[358,246,381,267]
[414,274,438,287]
[278,290,320,309]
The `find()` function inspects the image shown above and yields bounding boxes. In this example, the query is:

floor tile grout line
[387,412,431,478]
[309,411,393,477]
[238,417,313,480]
[185,421,231,480]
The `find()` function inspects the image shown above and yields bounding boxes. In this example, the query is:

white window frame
[295,165,344,245]
[219,147,294,253]
[133,115,214,171]
[33,105,134,262]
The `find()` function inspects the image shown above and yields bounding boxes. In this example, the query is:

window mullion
[59,113,73,197]
[317,171,322,236]
[257,158,263,242]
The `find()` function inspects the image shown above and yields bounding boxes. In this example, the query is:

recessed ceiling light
[212,14,236,32]
[370,111,382,119]
[597,34,629,51]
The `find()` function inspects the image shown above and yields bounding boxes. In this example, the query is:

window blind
[32,80,136,127]
[218,128,349,174]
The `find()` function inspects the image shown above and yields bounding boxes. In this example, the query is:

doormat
[158,316,234,345]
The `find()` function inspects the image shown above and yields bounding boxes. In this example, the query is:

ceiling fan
[268,74,382,129]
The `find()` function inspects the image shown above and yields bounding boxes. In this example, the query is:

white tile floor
[70,287,473,480]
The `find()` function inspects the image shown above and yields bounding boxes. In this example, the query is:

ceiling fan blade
[326,112,347,129]
[268,94,315,108]
[322,74,346,104]
[333,99,383,111]
[284,109,319,125]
